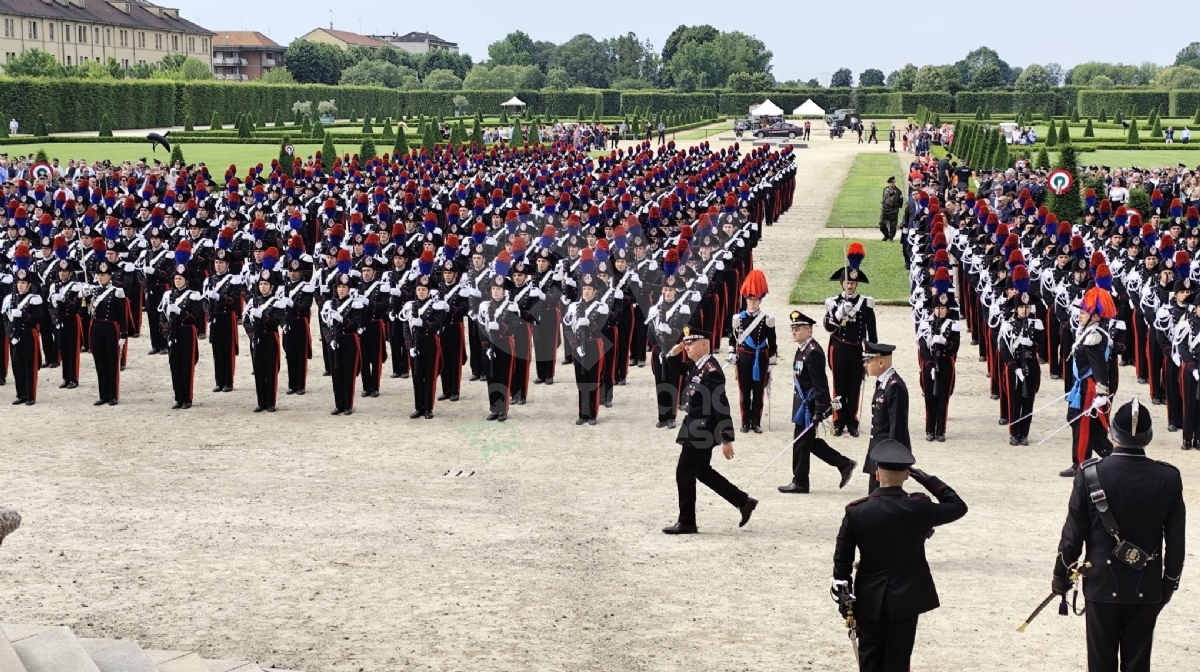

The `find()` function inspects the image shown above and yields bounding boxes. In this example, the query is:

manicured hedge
[1078,90,1171,117]
[955,92,1014,114]
[623,92,720,114]
[0,79,176,133]
[1168,91,1200,118]
[1013,92,1058,115]
[180,83,397,132]
[860,93,902,115]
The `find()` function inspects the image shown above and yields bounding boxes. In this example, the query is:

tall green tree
[1059,119,1071,144]
[284,40,348,85]
[1049,145,1082,224]
[394,125,410,156]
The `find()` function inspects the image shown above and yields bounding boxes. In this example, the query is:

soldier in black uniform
[49,259,84,389]
[321,273,365,415]
[999,292,1044,445]
[825,245,877,436]
[832,440,968,672]
[3,269,43,405]
[728,269,777,433]
[648,275,693,429]
[781,310,856,493]
[88,261,129,406]
[357,258,388,398]
[863,341,910,493]
[243,270,286,413]
[1053,397,1185,672]
[159,265,201,409]
[917,292,961,442]
[203,251,243,393]
[662,327,758,534]
[281,259,315,396]
[402,273,448,419]
[478,273,522,422]
[437,260,470,402]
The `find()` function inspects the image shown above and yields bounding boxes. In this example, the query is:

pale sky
[180,1,1183,83]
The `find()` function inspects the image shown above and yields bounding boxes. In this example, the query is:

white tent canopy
[749,99,784,117]
[500,96,526,107]
[793,99,825,117]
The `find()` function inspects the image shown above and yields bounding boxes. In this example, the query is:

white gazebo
[500,96,526,111]
[749,99,785,118]
[793,99,825,117]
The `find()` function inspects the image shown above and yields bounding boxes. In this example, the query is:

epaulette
[765,314,775,328]
[864,296,875,308]
[907,492,930,500]
[846,496,869,508]
[1081,456,1103,468]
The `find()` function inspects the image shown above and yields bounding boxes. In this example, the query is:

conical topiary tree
[423,118,440,149]
[359,139,377,162]
[1148,107,1158,127]
[500,107,509,124]
[362,116,373,133]
[511,120,524,145]
[1194,108,1200,125]
[1127,117,1140,145]
[1070,106,1080,123]
[34,148,48,163]
[1059,119,1071,144]
[349,109,358,124]
[527,121,540,145]
[321,133,337,162]
[183,113,194,132]
[279,136,292,168]
[170,143,184,165]
[99,114,113,137]
[993,131,1009,170]
[1049,144,1082,225]
[211,111,222,131]
[1084,118,1094,137]
[1046,120,1058,147]
[33,115,47,136]
[1151,116,1162,138]
[382,117,394,140]
[1036,146,1051,170]
[273,110,284,127]
[471,118,484,147]
[1115,110,1124,124]
[302,116,312,135]
[975,106,983,121]
[1098,108,1108,123]
[311,119,324,139]
[452,118,467,145]
[394,124,410,156]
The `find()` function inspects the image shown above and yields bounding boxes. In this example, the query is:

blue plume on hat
[174,248,191,266]
[38,221,52,239]
[289,214,303,231]
[105,221,119,241]
[493,252,511,277]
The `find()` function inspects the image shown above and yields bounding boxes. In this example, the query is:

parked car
[753,121,802,139]
[824,108,861,129]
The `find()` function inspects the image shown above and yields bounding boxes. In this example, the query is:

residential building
[0,0,212,71]
[369,31,458,55]
[295,26,387,52]
[211,30,282,81]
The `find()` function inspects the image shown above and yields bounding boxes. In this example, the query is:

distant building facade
[369,31,458,55]
[210,30,282,81]
[295,27,387,52]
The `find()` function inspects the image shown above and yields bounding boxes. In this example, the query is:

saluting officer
[832,440,968,672]
[662,327,758,535]
[728,269,777,433]
[825,244,877,436]
[1053,397,1185,672]
[781,310,857,494]
[863,341,910,493]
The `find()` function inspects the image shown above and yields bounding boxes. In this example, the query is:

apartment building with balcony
[211,30,282,81]
[369,31,457,55]
[0,0,212,71]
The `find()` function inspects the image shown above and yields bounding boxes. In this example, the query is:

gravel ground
[2,136,1198,672]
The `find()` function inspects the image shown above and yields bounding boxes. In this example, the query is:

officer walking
[831,439,968,672]
[1053,397,1185,672]
[863,341,910,493]
[880,178,903,242]
[780,310,856,493]
[663,327,758,534]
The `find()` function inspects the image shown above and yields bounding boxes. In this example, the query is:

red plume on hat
[1174,250,1191,268]
[1089,250,1106,268]
[740,269,769,298]
[579,247,594,262]
[392,222,406,238]
[1080,285,1116,319]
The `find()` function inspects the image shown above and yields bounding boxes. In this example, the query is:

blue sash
[740,311,767,381]
[793,375,815,427]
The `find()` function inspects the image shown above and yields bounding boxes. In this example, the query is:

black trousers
[487,337,514,415]
[792,422,851,487]
[533,310,559,381]
[331,334,360,411]
[1182,362,1200,445]
[924,359,956,436]
[511,324,533,400]
[282,318,309,392]
[1085,601,1160,672]
[675,446,748,527]
[168,326,197,404]
[651,346,684,422]
[146,288,167,352]
[210,312,238,388]
[468,320,486,378]
[573,338,604,420]
[410,335,440,413]
[388,319,410,376]
[11,328,40,402]
[58,313,82,384]
[251,331,280,409]
[360,319,386,394]
[0,327,8,381]
[856,613,919,672]
[39,307,58,365]
[735,350,768,428]
[439,320,465,396]
[629,305,648,364]
[829,338,864,430]
[90,321,121,402]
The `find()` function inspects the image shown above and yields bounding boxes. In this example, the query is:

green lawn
[789,239,909,304]
[828,152,902,229]
[1052,149,1200,169]
[2,142,372,168]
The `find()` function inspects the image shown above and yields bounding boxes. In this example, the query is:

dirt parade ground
[2,133,1198,672]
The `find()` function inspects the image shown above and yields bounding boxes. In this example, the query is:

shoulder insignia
[865,297,875,308]
[1082,332,1103,346]
[28,295,43,306]
[846,496,870,508]
[907,492,930,500]
[765,314,775,328]
[1081,456,1104,468]
[114,288,126,299]
[824,297,837,311]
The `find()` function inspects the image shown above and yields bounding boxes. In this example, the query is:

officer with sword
[831,439,968,672]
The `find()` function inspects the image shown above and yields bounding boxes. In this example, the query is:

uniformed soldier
[648,274,693,429]
[863,341,910,493]
[728,269,778,433]
[564,273,611,425]
[203,250,242,393]
[3,269,43,405]
[48,259,84,390]
[357,258,388,398]
[1053,397,1185,672]
[917,292,962,442]
[321,273,365,415]
[478,273,522,422]
[1063,280,1117,477]
[998,292,1044,446]
[281,259,315,396]
[662,327,758,534]
[437,260,470,402]
[825,244,878,436]
[159,265,201,409]
[243,269,286,413]
[781,310,856,494]
[88,261,129,406]
[402,273,448,419]
[832,440,968,672]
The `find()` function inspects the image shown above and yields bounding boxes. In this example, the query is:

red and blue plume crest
[472,221,487,245]
[1055,220,1071,246]
[1188,207,1200,227]
[262,247,279,272]
[1160,234,1176,261]
[218,226,234,250]
[424,212,438,233]
[1085,189,1097,208]
[364,233,380,257]
[492,250,511,277]
[933,267,952,295]
[1080,286,1117,319]
[53,235,69,260]
[289,213,303,231]
[1151,191,1163,208]
[329,223,345,247]
[1174,251,1191,280]
[1114,207,1128,229]
[1141,223,1157,248]
[511,237,526,263]
[336,249,352,274]
[444,235,459,261]
[593,239,609,263]
[579,248,596,276]
[540,225,556,250]
[91,236,106,262]
[1070,234,1086,261]
[1007,249,1025,269]
[1171,199,1183,219]
[932,249,950,269]
[287,235,305,260]
[846,242,865,270]
[663,249,679,277]
[1094,263,1112,291]
[1037,206,1048,228]
[104,218,120,241]
[38,218,53,239]
[1012,264,1030,294]
[174,240,192,266]
[12,242,31,270]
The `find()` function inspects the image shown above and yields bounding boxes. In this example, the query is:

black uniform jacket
[1056,450,1186,604]
[675,354,736,450]
[792,339,832,421]
[833,477,968,621]
[865,372,910,474]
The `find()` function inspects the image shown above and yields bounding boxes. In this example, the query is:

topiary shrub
[1151,116,1162,138]
[382,117,394,140]
[1083,118,1094,137]
[1049,144,1082,224]
[211,111,222,131]
[359,139,377,162]
[349,109,357,124]
[302,116,312,135]
[273,110,283,127]
[471,118,484,146]
[311,119,323,139]
[1046,120,1058,147]
[362,116,373,134]
[394,125,410,156]
[279,136,292,168]
[1128,187,1151,218]
[1059,119,1071,144]
[99,114,113,137]
[35,148,49,163]
[1098,109,1107,123]
[1127,117,1140,145]
[321,133,336,164]
[34,115,47,137]
[184,114,194,132]
[170,143,184,165]
[1036,146,1051,170]
[1070,106,1080,123]
[1194,108,1200,125]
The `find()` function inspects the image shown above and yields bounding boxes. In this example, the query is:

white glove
[576,318,590,328]
[727,352,738,364]
[530,287,545,299]
[8,309,21,318]
[487,321,499,331]
[121,262,135,272]
[409,348,418,358]
[411,317,423,327]
[658,323,671,333]
[250,308,263,319]
[1193,369,1199,381]
[205,290,218,300]
[1018,337,1033,347]
[932,335,946,345]
[118,339,126,349]
[167,304,182,315]
[389,287,403,296]
[576,346,586,358]
[596,304,609,315]
[279,298,293,308]
[614,289,624,300]
[1015,369,1025,382]
[769,355,778,366]
[1093,394,1109,408]
[1173,353,1182,367]
[329,311,344,322]
[52,292,66,302]
[834,304,848,320]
